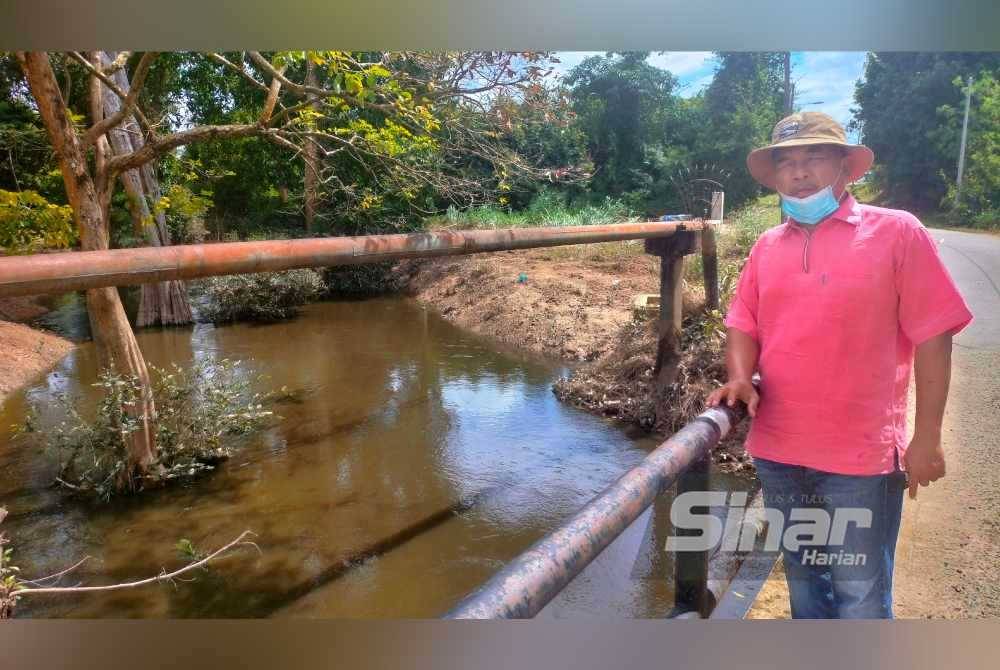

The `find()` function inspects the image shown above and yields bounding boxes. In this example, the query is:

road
[749,226,1000,619]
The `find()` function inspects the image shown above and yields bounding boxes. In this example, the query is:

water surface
[1,295,739,618]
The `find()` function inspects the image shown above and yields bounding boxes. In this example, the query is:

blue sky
[549,52,869,142]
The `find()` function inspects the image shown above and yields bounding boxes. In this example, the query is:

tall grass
[426,190,638,230]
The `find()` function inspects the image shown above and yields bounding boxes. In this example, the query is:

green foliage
[161,183,213,242]
[175,538,204,561]
[715,194,781,308]
[722,195,778,257]
[932,71,1000,229]
[852,52,1000,211]
[19,360,274,501]
[0,94,65,200]
[697,53,785,209]
[196,269,325,322]
[322,261,399,297]
[0,188,76,253]
[493,86,591,208]
[563,53,681,210]
[0,512,20,618]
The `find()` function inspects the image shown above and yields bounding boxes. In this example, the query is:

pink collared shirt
[724,192,973,475]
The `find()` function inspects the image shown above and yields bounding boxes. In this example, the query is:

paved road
[893,228,1000,618]
[749,226,1000,619]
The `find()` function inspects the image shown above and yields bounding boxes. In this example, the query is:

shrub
[0,189,76,254]
[19,359,274,501]
[196,269,324,322]
[323,261,399,297]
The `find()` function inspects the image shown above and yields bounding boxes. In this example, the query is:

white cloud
[646,51,715,77]
[791,52,868,137]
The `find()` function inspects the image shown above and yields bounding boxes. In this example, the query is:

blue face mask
[778,167,845,225]
[779,186,841,225]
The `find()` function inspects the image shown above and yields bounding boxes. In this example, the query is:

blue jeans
[753,455,907,619]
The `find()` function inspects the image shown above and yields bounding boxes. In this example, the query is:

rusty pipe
[0,220,712,297]
[441,402,746,619]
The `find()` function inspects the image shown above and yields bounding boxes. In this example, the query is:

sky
[549,51,869,142]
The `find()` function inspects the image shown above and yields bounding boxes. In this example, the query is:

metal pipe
[441,402,746,619]
[0,220,713,297]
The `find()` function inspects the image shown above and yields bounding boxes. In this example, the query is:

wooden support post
[645,230,698,390]
[672,452,712,617]
[701,191,723,313]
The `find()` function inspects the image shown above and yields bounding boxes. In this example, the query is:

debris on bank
[552,313,752,475]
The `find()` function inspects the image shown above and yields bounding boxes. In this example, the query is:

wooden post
[672,452,712,617]
[701,191,723,313]
[645,230,698,389]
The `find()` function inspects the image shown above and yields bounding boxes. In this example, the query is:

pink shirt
[724,192,973,475]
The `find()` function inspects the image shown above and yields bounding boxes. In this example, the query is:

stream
[0,293,743,618]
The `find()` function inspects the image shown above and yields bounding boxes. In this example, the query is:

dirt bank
[0,296,75,406]
[397,242,751,473]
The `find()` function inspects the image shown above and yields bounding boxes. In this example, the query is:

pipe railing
[442,400,748,619]
[0,220,718,297]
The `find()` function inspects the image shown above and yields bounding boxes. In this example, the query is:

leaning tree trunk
[303,58,319,234]
[96,51,192,328]
[19,51,158,487]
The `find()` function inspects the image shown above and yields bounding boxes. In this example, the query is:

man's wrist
[910,425,942,445]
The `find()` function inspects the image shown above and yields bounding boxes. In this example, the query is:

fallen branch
[10,530,257,598]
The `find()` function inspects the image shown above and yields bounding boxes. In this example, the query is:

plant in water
[195,269,325,322]
[19,359,275,500]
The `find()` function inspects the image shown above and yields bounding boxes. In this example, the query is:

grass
[423,191,648,262]
[424,192,639,231]
[541,239,648,263]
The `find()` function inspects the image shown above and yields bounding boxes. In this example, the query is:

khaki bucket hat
[747,111,874,191]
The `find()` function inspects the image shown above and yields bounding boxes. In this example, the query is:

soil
[0,296,75,406]
[396,242,752,474]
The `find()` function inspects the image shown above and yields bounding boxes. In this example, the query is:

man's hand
[903,431,947,499]
[706,379,759,417]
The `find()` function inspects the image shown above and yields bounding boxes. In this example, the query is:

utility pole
[955,74,974,209]
[779,52,793,226]
[784,52,793,114]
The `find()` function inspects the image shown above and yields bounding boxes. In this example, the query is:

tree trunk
[303,58,319,234]
[19,51,158,487]
[96,51,192,328]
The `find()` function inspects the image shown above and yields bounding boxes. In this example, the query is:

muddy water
[0,295,738,618]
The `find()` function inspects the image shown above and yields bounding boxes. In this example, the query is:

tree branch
[19,556,92,587]
[12,531,256,597]
[105,123,263,175]
[247,52,399,118]
[82,52,157,147]
[68,51,155,139]
[259,64,285,125]
[206,52,270,93]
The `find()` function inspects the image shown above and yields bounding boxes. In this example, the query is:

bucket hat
[747,111,874,190]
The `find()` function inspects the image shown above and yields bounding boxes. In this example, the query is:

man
[706,111,973,619]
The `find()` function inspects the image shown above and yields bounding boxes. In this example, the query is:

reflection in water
[0,295,739,618]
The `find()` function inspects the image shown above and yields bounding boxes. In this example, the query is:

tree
[931,70,1000,226]
[91,51,192,327]
[15,50,565,491]
[851,52,1000,210]
[698,52,785,209]
[564,52,678,208]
